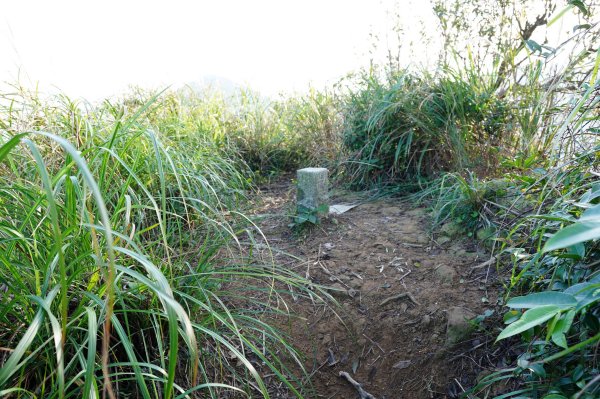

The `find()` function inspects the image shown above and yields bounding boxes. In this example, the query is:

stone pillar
[297,167,329,216]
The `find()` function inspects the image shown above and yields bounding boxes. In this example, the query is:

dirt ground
[250,179,500,399]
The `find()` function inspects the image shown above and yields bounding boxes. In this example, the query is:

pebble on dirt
[445,306,476,346]
[435,264,458,284]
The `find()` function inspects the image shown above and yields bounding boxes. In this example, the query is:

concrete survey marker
[297,167,329,216]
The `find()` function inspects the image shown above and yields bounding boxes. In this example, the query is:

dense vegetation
[338,1,600,397]
[1,0,599,398]
[0,86,333,398]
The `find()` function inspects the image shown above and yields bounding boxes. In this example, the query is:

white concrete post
[297,167,329,217]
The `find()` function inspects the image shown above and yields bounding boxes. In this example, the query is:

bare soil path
[252,179,498,399]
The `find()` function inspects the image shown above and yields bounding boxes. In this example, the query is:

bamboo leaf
[0,286,59,387]
[0,133,27,162]
[506,292,577,309]
[543,222,600,252]
[497,306,562,341]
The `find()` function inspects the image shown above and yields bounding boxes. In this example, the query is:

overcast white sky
[0,0,438,100]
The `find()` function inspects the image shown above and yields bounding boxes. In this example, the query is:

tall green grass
[130,86,342,177]
[0,85,327,398]
[227,88,341,175]
[338,62,513,187]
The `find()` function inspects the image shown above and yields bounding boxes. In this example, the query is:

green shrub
[475,159,600,398]
[419,152,600,397]
[338,64,512,188]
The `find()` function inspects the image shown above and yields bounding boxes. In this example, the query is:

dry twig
[339,371,377,399]
[362,333,385,354]
[379,292,420,307]
[397,269,412,281]
[471,256,497,270]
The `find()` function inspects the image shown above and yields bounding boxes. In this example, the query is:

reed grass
[0,85,327,398]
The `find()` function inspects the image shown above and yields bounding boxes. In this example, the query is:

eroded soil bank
[251,179,499,398]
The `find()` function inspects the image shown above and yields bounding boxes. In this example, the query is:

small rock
[454,248,467,257]
[427,305,440,314]
[324,242,335,250]
[414,234,429,244]
[349,278,364,289]
[421,314,432,327]
[356,317,367,330]
[435,265,457,284]
[348,288,358,298]
[392,360,411,369]
[437,236,451,245]
[445,306,476,346]
[329,283,346,298]
[440,221,463,237]
[340,352,349,364]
